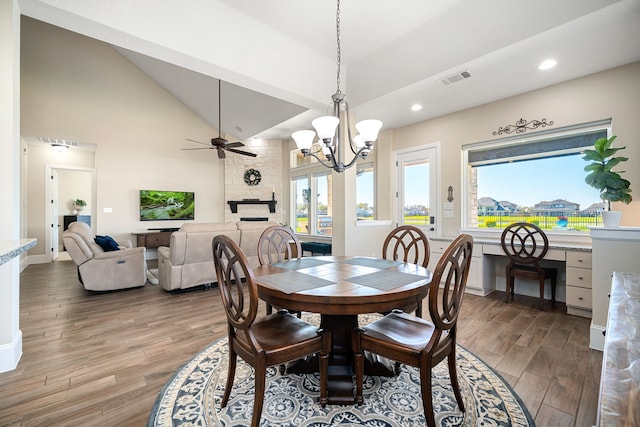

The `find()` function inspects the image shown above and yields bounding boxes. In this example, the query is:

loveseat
[157,221,278,291]
[63,221,147,291]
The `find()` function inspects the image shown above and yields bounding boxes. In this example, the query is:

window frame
[461,120,611,240]
[290,163,333,238]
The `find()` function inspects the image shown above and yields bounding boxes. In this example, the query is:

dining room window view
[292,172,333,236]
[463,122,609,232]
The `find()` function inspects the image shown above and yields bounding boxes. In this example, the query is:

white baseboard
[28,254,48,265]
[590,322,605,351]
[0,330,22,373]
[465,286,493,297]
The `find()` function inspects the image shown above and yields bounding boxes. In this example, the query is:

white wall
[21,17,230,256]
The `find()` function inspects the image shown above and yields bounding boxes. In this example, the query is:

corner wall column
[0,0,23,372]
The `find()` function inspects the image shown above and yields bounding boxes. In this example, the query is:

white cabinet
[429,239,491,296]
[590,227,640,351]
[565,251,592,318]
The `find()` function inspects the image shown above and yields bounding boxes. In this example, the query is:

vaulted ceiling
[19,0,640,141]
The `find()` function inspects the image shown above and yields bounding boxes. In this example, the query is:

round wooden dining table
[253,255,432,404]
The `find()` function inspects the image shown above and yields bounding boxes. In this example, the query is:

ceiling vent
[439,70,471,86]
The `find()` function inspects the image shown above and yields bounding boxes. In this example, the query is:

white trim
[355,219,392,227]
[590,323,605,351]
[393,141,441,237]
[590,226,640,240]
[0,330,22,373]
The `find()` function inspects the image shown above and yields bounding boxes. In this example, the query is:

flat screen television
[139,190,195,221]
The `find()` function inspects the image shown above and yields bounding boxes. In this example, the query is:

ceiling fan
[183,80,257,159]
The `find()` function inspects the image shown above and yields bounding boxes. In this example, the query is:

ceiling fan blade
[226,147,257,157]
[217,148,226,159]
[225,142,245,148]
[186,138,211,147]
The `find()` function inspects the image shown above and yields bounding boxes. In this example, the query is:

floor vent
[439,70,471,86]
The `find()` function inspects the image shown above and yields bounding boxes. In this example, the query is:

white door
[395,145,439,237]
[50,170,60,260]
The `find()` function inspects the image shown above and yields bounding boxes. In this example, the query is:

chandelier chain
[335,0,341,94]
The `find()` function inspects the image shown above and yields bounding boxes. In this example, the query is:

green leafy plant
[73,198,87,207]
[583,135,632,211]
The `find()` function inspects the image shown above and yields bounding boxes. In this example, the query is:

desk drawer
[567,286,592,309]
[566,266,592,289]
[566,251,592,268]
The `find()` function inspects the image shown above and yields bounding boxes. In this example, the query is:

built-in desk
[430,237,593,315]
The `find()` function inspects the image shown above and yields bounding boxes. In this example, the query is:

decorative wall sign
[243,168,262,186]
[492,118,554,136]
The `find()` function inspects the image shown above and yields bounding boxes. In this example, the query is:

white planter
[602,210,622,227]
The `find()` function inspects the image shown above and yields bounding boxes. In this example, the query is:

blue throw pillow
[95,235,120,252]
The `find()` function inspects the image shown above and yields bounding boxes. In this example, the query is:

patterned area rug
[148,314,534,426]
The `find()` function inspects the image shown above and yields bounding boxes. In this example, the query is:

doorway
[45,165,94,262]
[394,144,440,238]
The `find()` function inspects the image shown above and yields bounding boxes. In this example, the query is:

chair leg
[420,363,436,427]
[266,303,273,315]
[415,302,423,319]
[504,268,511,303]
[222,348,237,407]
[252,364,267,427]
[539,277,545,310]
[447,350,465,413]
[318,334,330,407]
[352,330,364,405]
[551,275,557,304]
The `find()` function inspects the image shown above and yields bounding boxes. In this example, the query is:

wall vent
[39,137,80,148]
[439,70,471,86]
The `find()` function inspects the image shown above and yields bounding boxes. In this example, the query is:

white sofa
[157,221,278,291]
[63,222,147,291]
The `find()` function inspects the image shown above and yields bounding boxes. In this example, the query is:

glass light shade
[355,119,383,142]
[353,134,365,149]
[312,116,340,140]
[291,130,316,150]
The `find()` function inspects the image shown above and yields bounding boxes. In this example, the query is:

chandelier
[291,0,383,173]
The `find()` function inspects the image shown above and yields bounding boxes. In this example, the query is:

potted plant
[73,198,87,213]
[583,135,632,227]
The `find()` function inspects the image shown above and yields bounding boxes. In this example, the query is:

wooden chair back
[428,233,474,333]
[213,235,259,334]
[258,225,301,265]
[382,225,430,267]
[500,222,549,266]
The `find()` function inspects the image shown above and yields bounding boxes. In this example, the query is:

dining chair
[258,225,302,316]
[212,235,330,427]
[382,225,430,317]
[353,233,473,427]
[500,222,557,310]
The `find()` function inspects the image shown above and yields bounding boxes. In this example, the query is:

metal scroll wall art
[492,118,554,136]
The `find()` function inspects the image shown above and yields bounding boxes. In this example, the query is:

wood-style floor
[0,259,602,426]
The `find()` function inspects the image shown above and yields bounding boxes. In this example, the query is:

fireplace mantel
[227,199,277,214]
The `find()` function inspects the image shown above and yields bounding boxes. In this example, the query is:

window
[463,122,609,232]
[291,172,332,237]
[356,163,375,220]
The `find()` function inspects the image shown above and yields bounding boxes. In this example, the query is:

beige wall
[21,17,228,256]
[391,61,640,238]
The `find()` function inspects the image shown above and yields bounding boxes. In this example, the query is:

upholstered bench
[301,241,332,256]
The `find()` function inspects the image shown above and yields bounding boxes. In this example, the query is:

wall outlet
[103,207,112,213]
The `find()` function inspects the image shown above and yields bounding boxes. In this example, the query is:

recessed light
[538,59,557,70]
[411,104,423,112]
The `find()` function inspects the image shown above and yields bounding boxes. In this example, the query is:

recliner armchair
[62,222,147,291]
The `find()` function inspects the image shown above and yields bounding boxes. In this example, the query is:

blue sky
[477,154,601,209]
[356,153,601,210]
